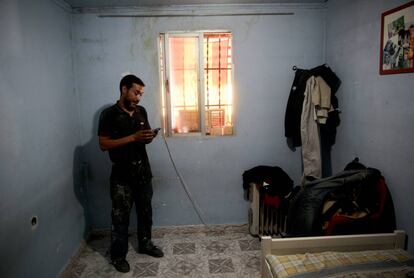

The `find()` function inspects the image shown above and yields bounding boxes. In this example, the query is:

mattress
[265,248,414,278]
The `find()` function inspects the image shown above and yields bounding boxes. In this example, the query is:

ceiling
[63,0,327,9]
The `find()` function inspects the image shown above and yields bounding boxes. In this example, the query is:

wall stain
[130,18,139,58]
[87,55,103,62]
[239,16,259,43]
[130,17,158,66]
[142,17,157,50]
[81,38,107,44]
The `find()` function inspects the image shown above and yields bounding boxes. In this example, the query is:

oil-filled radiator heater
[248,183,288,237]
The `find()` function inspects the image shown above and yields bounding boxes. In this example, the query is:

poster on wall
[380,1,414,74]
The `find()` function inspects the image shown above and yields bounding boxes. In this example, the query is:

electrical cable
[159,134,207,225]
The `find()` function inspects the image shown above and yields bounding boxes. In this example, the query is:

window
[159,32,234,136]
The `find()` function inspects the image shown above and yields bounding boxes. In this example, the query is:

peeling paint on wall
[81,38,107,43]
[239,15,259,43]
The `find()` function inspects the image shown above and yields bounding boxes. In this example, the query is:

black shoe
[138,239,164,257]
[112,259,130,273]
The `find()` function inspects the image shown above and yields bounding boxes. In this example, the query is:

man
[408,25,414,61]
[98,74,163,273]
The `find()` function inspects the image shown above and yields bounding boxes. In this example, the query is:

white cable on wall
[160,134,207,225]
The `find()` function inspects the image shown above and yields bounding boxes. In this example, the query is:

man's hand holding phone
[153,127,161,137]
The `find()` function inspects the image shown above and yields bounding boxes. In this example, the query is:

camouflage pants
[110,179,153,260]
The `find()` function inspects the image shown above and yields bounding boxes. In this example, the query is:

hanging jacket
[284,64,341,148]
[284,68,312,147]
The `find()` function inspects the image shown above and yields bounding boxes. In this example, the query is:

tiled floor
[61,224,261,278]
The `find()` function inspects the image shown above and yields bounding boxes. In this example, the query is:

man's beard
[123,98,138,111]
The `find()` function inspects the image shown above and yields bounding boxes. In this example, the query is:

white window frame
[158,30,234,137]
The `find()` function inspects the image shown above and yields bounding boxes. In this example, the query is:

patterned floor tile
[205,241,230,253]
[238,238,260,251]
[224,224,250,234]
[242,254,261,271]
[133,262,159,277]
[206,230,226,237]
[208,258,235,274]
[172,242,196,255]
[161,257,205,277]
[63,224,261,278]
[151,229,166,239]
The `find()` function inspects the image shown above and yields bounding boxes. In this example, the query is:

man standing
[98,74,163,273]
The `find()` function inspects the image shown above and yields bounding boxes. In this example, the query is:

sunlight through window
[159,32,234,136]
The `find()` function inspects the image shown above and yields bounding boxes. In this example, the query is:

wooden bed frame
[261,230,407,278]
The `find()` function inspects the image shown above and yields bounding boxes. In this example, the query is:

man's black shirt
[98,102,152,182]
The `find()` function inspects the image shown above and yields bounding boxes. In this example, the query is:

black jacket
[287,168,389,237]
[284,64,341,147]
[242,166,293,198]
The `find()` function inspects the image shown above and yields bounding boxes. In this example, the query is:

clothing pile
[286,159,396,237]
[242,165,294,225]
[284,64,341,181]
[242,165,293,209]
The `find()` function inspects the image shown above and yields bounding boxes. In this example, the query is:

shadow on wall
[73,145,88,239]
[73,105,112,239]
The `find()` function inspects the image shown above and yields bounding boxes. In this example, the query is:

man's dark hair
[119,74,145,95]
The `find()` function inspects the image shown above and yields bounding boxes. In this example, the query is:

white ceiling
[63,0,327,9]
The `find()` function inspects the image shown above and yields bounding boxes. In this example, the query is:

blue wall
[326,0,414,252]
[72,4,327,229]
[3,1,413,276]
[0,0,85,277]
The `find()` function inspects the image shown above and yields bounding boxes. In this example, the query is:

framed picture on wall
[380,1,414,74]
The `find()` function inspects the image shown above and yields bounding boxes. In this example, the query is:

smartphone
[153,127,161,135]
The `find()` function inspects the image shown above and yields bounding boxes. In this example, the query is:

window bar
[206,36,210,109]
[164,34,173,137]
[182,39,186,111]
[218,36,221,110]
[199,32,206,135]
